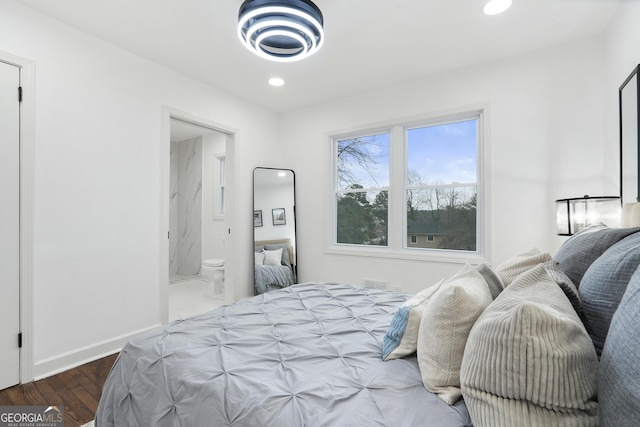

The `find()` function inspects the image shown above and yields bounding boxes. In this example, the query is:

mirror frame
[619,64,640,204]
[252,167,298,294]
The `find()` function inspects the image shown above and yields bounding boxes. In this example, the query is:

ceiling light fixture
[483,0,512,15]
[238,0,324,62]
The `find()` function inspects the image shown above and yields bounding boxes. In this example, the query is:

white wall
[0,1,277,379]
[254,182,296,244]
[279,36,610,295]
[604,3,640,193]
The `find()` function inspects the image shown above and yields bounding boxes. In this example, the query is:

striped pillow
[460,264,598,427]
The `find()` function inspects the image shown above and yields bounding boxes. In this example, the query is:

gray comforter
[254,264,295,294]
[96,282,472,426]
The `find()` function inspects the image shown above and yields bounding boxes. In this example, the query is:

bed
[254,239,296,295]
[96,282,471,426]
[96,204,640,427]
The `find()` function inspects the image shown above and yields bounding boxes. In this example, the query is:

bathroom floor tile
[169,278,224,321]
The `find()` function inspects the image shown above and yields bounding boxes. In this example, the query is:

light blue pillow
[382,282,442,361]
[555,224,640,288]
[579,232,640,356]
[598,265,640,426]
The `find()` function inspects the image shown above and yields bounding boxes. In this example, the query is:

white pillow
[263,248,283,266]
[417,264,493,405]
[254,251,265,266]
[382,281,444,361]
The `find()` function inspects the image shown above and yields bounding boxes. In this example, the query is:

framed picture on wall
[253,210,263,227]
[272,208,286,225]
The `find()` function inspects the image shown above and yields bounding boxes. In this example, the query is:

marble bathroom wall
[169,137,203,280]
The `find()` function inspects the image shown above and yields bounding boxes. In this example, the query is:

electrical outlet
[363,279,377,288]
[364,279,389,289]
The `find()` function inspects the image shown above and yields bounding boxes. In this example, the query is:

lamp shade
[238,0,324,62]
[556,196,621,236]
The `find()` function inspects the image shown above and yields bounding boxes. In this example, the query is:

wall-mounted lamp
[555,195,621,236]
[238,0,324,63]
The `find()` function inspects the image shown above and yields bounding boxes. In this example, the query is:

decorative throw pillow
[263,248,283,265]
[382,280,443,361]
[475,263,504,300]
[554,223,640,288]
[417,265,493,404]
[598,266,640,426]
[494,248,552,287]
[460,264,598,427]
[264,243,291,267]
[254,251,265,266]
[579,232,640,356]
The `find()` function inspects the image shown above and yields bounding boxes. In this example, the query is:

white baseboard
[32,324,161,380]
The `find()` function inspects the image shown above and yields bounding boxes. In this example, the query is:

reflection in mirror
[253,168,297,295]
[620,65,640,204]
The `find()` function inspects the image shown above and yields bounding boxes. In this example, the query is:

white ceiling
[15,0,621,112]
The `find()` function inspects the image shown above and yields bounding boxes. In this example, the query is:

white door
[0,60,20,390]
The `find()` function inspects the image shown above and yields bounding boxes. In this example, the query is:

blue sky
[338,119,477,189]
[407,119,477,185]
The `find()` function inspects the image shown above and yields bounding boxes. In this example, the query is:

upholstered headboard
[621,202,640,227]
[255,238,295,265]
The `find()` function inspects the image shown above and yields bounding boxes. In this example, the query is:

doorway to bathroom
[167,117,233,321]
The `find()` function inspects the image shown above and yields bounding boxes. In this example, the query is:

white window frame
[326,108,488,264]
[217,155,226,215]
[331,127,391,249]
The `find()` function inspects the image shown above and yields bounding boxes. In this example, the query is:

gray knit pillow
[494,248,552,287]
[460,264,598,427]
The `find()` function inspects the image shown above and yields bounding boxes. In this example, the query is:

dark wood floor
[0,353,118,427]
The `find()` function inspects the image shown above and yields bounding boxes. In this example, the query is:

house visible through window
[332,110,482,256]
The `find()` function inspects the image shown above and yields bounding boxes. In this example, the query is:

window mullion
[388,125,405,251]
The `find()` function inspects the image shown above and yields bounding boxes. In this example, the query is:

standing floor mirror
[620,64,640,204]
[253,168,297,295]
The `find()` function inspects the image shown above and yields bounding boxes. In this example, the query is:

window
[218,156,225,214]
[334,131,390,246]
[331,110,483,257]
[406,118,478,251]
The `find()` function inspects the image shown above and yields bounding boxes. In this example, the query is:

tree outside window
[332,112,482,255]
[335,132,389,246]
[406,118,478,251]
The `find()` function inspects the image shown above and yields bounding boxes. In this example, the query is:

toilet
[202,258,225,298]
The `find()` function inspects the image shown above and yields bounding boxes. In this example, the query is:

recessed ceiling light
[269,77,285,87]
[483,0,512,15]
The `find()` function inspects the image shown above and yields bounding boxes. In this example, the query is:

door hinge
[18,86,22,103]
[18,333,22,348]
[168,231,170,239]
